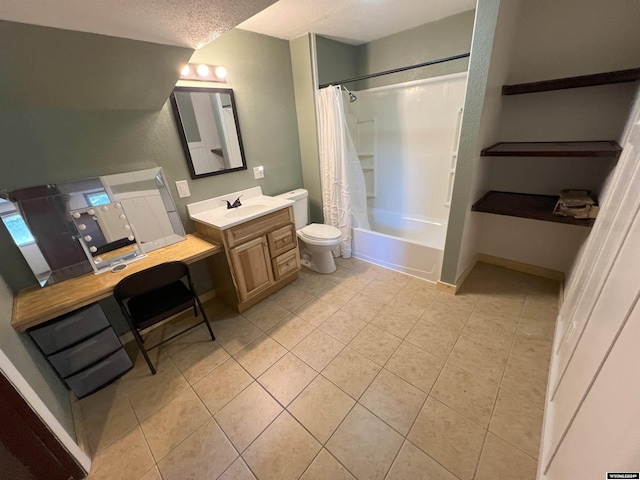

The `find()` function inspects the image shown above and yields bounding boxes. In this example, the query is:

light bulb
[180,65,190,76]
[89,246,97,253]
[84,235,92,242]
[196,64,210,77]
[214,66,227,79]
[87,209,95,215]
[78,224,86,230]
[128,235,134,241]
[72,212,80,218]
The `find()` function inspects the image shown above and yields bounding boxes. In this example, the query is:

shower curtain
[316,86,370,258]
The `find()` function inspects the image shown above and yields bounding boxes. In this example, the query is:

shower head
[341,86,357,103]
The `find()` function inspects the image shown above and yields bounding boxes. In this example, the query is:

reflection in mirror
[1,167,185,287]
[70,202,146,274]
[170,87,247,179]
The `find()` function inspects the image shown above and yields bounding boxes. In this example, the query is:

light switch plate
[175,180,191,198]
[253,166,264,179]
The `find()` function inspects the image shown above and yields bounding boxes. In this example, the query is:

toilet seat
[298,224,341,246]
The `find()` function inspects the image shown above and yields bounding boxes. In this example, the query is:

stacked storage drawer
[29,303,132,398]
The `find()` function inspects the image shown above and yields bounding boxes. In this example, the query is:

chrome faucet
[223,196,242,209]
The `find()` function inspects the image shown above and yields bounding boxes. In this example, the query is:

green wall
[0,26,303,292]
[316,10,475,91]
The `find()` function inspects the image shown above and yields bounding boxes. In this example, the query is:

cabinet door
[229,236,274,301]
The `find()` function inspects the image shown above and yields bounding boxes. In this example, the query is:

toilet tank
[275,189,308,229]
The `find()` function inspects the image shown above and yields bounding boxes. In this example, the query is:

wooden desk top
[12,234,222,332]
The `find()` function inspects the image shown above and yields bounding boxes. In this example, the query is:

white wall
[539,88,640,479]
[473,0,640,275]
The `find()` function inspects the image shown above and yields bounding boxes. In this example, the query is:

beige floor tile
[420,306,470,332]
[404,278,438,298]
[273,284,315,311]
[370,305,420,339]
[243,411,322,480]
[138,466,162,480]
[335,256,363,270]
[292,329,345,371]
[386,441,458,480]
[490,390,543,459]
[169,335,229,385]
[360,369,427,435]
[385,341,444,393]
[295,297,339,326]
[214,381,283,451]
[141,315,203,351]
[473,297,523,324]
[510,332,553,364]
[501,355,549,407]
[431,362,499,427]
[428,293,478,321]
[326,404,403,480]
[518,314,556,340]
[387,290,436,317]
[348,324,402,365]
[405,317,460,359]
[322,347,381,399]
[213,316,264,355]
[126,358,190,422]
[193,357,253,415]
[316,283,358,307]
[268,315,315,349]
[218,457,256,480]
[319,310,366,344]
[141,388,210,461]
[258,353,317,406]
[288,375,355,444]
[300,449,356,480]
[448,335,508,384]
[339,269,376,292]
[243,300,291,331]
[233,335,287,377]
[86,427,154,480]
[360,279,402,303]
[158,419,238,480]
[461,313,517,353]
[341,292,385,321]
[80,383,138,455]
[371,268,411,289]
[476,433,538,480]
[296,269,340,295]
[408,397,486,480]
[522,295,558,322]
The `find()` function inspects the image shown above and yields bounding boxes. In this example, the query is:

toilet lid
[301,224,341,240]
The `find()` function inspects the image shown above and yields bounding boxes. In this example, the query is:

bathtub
[352,209,446,283]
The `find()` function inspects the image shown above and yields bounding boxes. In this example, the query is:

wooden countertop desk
[12,234,222,332]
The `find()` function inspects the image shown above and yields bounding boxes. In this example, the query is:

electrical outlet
[253,166,264,179]
[175,180,191,198]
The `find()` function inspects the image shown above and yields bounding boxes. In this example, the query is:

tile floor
[81,259,559,480]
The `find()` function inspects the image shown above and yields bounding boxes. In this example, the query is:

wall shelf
[502,67,640,95]
[481,141,622,158]
[472,191,595,227]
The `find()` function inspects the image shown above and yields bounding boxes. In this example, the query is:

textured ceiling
[0,0,278,48]
[238,0,477,45]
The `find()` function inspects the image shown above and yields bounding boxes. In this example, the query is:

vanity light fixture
[179,63,227,83]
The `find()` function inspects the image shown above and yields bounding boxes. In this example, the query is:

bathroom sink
[187,187,294,230]
[223,204,270,219]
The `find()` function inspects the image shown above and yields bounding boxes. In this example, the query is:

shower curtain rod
[318,52,470,89]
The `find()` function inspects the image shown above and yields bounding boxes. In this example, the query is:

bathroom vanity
[188,187,301,313]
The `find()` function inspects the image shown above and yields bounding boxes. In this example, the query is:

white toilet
[276,189,342,274]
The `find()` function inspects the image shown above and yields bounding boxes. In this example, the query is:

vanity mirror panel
[1,167,185,287]
[170,87,247,179]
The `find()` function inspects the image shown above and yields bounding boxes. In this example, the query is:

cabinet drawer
[268,224,297,258]
[65,349,133,399]
[30,303,110,355]
[272,248,300,281]
[224,207,293,247]
[49,328,122,378]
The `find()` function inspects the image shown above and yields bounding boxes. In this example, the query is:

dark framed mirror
[170,86,247,179]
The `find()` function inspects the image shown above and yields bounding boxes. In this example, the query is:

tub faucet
[223,196,242,209]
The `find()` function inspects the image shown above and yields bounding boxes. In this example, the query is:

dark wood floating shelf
[502,67,640,95]
[472,191,595,227]
[481,141,622,158]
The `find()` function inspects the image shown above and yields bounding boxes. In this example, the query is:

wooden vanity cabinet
[194,206,301,312]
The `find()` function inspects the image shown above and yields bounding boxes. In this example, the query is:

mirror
[1,167,185,287]
[170,87,247,179]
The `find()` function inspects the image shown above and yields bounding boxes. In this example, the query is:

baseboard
[437,254,478,295]
[118,289,216,345]
[476,253,565,282]
[69,392,91,458]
